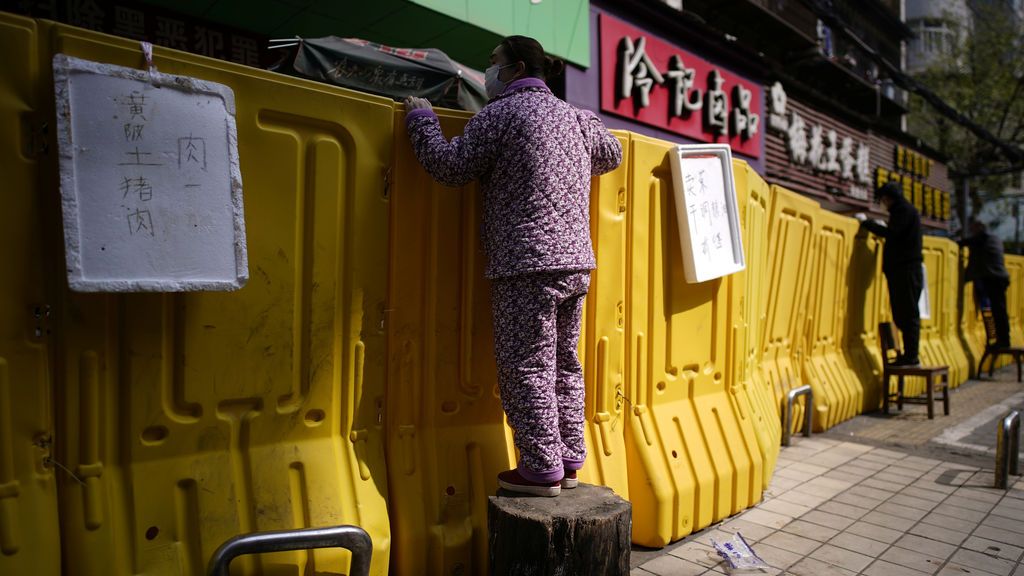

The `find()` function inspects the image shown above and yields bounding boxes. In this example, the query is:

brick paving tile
[994,498,1024,517]
[782,519,841,542]
[842,463,888,477]
[962,535,1024,562]
[933,503,989,522]
[776,490,829,508]
[845,520,904,544]
[975,524,1024,548]
[825,469,875,484]
[817,501,871,520]
[639,554,709,576]
[691,528,736,549]
[862,477,909,493]
[749,542,803,570]
[667,541,723,568]
[901,486,950,503]
[945,495,997,513]
[781,447,822,461]
[908,521,970,546]
[1013,564,1024,576]
[801,510,856,531]
[737,508,792,530]
[953,487,1004,504]
[889,493,941,512]
[894,533,958,560]
[833,491,884,509]
[800,482,849,499]
[760,530,822,556]
[767,475,802,493]
[787,556,857,576]
[811,454,859,469]
[758,497,813,519]
[982,514,1024,535]
[631,568,654,575]
[862,509,917,531]
[719,518,776,542]
[809,543,874,573]
[886,466,928,479]
[875,471,919,485]
[850,485,899,501]
[834,442,874,455]
[949,548,1018,576]
[776,467,820,483]
[854,457,894,471]
[867,448,909,459]
[875,501,930,522]
[805,476,855,491]
[935,563,1001,576]
[787,462,832,476]
[863,559,933,576]
[902,456,943,470]
[828,531,890,556]
[879,545,946,573]
[920,510,980,534]
[913,479,961,495]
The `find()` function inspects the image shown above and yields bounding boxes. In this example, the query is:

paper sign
[919,263,931,320]
[669,144,745,283]
[53,54,247,292]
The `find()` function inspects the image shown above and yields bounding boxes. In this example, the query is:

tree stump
[488,483,631,576]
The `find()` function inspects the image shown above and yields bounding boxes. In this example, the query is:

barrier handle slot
[207,525,372,576]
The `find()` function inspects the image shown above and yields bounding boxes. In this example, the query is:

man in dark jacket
[961,218,1012,348]
[856,181,924,365]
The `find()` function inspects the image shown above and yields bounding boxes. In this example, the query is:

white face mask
[485,63,515,99]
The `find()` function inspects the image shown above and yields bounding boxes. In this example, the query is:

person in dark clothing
[961,218,1012,348]
[855,181,924,365]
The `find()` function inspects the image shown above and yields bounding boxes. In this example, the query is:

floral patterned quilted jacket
[406,77,623,278]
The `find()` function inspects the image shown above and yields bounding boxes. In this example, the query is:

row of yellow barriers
[3,13,1023,575]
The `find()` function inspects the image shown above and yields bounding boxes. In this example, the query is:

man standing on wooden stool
[856,181,924,366]
[962,218,1012,349]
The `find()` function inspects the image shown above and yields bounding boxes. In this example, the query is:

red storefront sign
[599,13,763,158]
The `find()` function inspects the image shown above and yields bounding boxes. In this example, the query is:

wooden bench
[879,322,950,419]
[976,308,1024,382]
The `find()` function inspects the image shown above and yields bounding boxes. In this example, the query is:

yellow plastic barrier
[803,210,863,430]
[0,13,61,576]
[763,186,819,431]
[386,108,516,576]
[845,231,887,411]
[939,239,970,386]
[623,134,762,547]
[579,131,632,496]
[1006,255,1024,346]
[44,23,392,576]
[920,237,956,391]
[728,160,781,489]
[960,248,987,374]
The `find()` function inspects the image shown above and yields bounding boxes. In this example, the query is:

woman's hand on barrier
[405,96,433,112]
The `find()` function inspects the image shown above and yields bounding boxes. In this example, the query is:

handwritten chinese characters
[53,55,247,292]
[669,145,746,283]
[601,14,763,158]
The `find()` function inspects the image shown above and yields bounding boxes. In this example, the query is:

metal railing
[782,385,814,447]
[996,411,1021,490]
[207,525,372,576]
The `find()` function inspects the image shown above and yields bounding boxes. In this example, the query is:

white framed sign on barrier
[668,144,746,283]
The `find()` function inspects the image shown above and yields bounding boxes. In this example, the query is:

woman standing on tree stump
[404,35,622,496]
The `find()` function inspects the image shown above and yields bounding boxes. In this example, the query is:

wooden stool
[882,364,950,419]
[879,322,950,420]
[977,308,1024,381]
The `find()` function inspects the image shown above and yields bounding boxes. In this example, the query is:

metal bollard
[207,525,372,576]
[782,385,814,447]
[996,411,1021,490]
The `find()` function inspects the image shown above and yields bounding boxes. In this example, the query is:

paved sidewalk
[631,373,1024,576]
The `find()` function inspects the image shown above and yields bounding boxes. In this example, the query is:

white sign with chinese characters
[768,81,872,199]
[53,54,247,292]
[669,144,746,283]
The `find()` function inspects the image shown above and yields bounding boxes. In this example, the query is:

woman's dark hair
[500,35,566,81]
